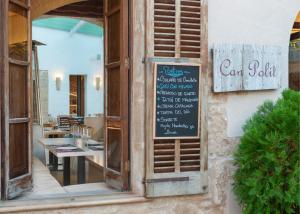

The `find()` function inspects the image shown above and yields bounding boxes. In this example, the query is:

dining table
[38,137,104,186]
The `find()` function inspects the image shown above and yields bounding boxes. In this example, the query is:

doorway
[289,11,300,91]
[69,75,86,117]
[0,0,130,200]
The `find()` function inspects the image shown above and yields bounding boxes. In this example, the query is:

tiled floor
[16,158,117,201]
[18,158,66,200]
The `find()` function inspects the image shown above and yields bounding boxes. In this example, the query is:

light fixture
[56,77,61,91]
[95,77,101,90]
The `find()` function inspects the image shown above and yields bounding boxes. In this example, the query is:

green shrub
[233,89,300,214]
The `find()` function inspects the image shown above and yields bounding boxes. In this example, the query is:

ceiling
[31,0,103,21]
[46,0,103,19]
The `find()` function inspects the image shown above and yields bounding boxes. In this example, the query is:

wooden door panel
[13,0,28,4]
[104,0,129,191]
[9,63,28,118]
[8,3,28,61]
[0,0,32,199]
[107,128,121,173]
[9,123,28,179]
[107,67,120,116]
[108,0,120,10]
[107,12,120,64]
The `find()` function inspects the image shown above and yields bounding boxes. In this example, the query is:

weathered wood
[145,0,208,198]
[213,44,243,92]
[213,44,282,92]
[146,0,154,57]
[180,0,201,58]
[243,44,264,90]
[200,0,208,174]
[0,0,33,199]
[174,139,180,172]
[145,176,189,183]
[151,0,201,58]
[104,0,130,191]
[175,0,181,58]
[0,0,8,200]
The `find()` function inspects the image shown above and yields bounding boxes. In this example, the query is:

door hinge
[124,160,130,172]
[125,57,130,69]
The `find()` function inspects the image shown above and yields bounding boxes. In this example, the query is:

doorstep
[0,193,149,213]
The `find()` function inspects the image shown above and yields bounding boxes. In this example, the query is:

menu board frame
[153,62,201,140]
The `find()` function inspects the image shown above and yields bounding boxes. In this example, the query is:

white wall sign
[213,44,282,92]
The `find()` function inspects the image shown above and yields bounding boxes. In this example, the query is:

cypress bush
[233,89,300,214]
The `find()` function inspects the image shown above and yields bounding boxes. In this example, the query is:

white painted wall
[208,2,300,214]
[208,0,300,137]
[32,26,104,118]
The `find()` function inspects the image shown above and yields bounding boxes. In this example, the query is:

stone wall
[204,52,242,213]
[17,196,223,214]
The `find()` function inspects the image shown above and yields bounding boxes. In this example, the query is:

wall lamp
[56,77,61,91]
[95,77,101,91]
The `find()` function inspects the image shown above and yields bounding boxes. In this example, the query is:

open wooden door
[0,0,32,199]
[104,0,130,190]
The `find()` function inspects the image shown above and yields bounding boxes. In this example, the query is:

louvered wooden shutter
[180,0,201,58]
[145,0,208,197]
[154,139,201,173]
[154,0,176,57]
[147,128,207,197]
[153,0,201,58]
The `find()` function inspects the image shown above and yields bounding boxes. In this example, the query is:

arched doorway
[289,11,300,91]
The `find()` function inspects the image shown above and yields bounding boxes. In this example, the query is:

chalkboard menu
[154,63,201,139]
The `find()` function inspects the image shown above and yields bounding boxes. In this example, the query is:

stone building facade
[0,0,299,213]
